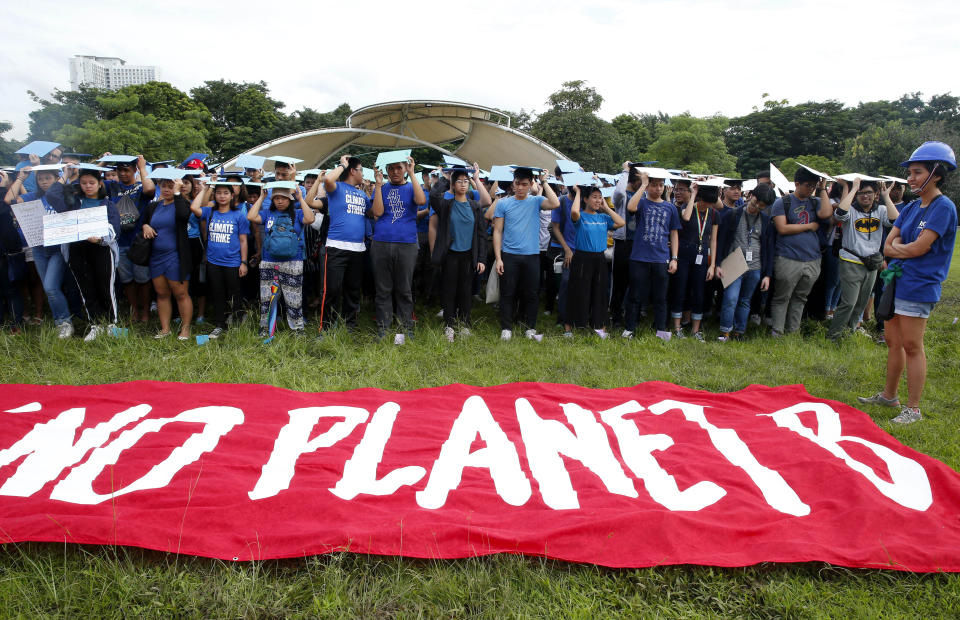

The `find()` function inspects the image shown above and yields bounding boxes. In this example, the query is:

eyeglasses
[855,191,875,196]
[454,178,470,184]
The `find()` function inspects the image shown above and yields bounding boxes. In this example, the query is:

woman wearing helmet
[858,141,957,424]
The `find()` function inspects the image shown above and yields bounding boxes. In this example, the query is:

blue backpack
[265,212,299,260]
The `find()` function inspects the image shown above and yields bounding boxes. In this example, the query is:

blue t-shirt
[494,195,547,256]
[149,201,178,257]
[573,211,615,253]
[15,161,37,193]
[326,182,370,246]
[374,182,419,243]
[187,213,201,239]
[550,194,577,250]
[20,192,55,213]
[202,207,250,267]
[449,201,475,252]
[770,195,823,261]
[891,196,958,302]
[630,198,682,263]
[261,207,305,262]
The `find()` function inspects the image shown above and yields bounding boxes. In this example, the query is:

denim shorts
[116,247,151,284]
[894,298,935,319]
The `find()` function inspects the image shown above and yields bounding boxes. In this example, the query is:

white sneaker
[524,329,543,342]
[394,333,405,345]
[458,327,472,338]
[150,301,158,313]
[444,326,455,343]
[209,327,224,339]
[436,309,444,318]
[83,325,103,342]
[621,329,634,339]
[57,322,74,339]
[594,329,609,340]
[500,329,512,341]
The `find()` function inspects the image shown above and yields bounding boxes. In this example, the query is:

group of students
[0,140,955,424]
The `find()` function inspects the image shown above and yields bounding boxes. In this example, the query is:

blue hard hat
[900,141,957,171]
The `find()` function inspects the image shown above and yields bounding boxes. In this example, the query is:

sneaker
[524,329,543,342]
[27,316,43,326]
[891,407,922,424]
[673,328,686,339]
[854,326,869,336]
[394,333,405,346]
[692,331,705,342]
[209,327,224,339]
[258,328,268,338]
[825,311,835,320]
[150,301,158,313]
[57,322,74,339]
[83,325,103,342]
[749,314,761,326]
[594,329,609,340]
[436,309,444,318]
[732,332,745,342]
[876,332,886,345]
[154,330,171,339]
[717,333,729,343]
[543,310,551,316]
[444,326,455,343]
[621,329,634,339]
[458,327,472,338]
[857,392,900,407]
[770,329,783,338]
[500,329,512,341]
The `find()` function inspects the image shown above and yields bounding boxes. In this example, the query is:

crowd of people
[0,140,956,424]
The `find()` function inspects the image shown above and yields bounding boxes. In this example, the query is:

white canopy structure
[221,100,568,171]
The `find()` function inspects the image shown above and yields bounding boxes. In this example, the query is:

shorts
[117,247,151,284]
[894,298,935,319]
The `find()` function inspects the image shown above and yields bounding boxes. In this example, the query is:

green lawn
[1,248,959,617]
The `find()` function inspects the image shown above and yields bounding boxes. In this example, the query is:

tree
[27,87,104,141]
[726,100,857,177]
[546,80,602,113]
[190,80,286,160]
[778,155,844,179]
[54,112,208,161]
[843,120,922,176]
[612,114,652,154]
[0,122,22,164]
[498,108,535,132]
[282,103,352,135]
[643,114,738,176]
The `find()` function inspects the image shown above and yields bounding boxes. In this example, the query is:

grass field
[1,249,959,618]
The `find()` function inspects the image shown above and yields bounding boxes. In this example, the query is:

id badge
[745,251,753,262]
[695,255,704,265]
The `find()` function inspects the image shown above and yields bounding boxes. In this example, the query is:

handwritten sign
[10,200,46,248]
[43,207,110,246]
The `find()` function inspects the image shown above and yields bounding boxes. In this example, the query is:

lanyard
[694,208,709,253]
[745,211,759,237]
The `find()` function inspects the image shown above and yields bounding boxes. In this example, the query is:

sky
[4,0,960,141]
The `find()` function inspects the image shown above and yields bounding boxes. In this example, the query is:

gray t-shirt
[834,204,891,264]
[734,210,763,270]
[770,195,822,262]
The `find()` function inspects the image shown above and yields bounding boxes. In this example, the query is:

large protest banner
[1,380,958,571]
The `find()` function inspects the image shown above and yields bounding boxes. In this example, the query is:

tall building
[68,55,160,90]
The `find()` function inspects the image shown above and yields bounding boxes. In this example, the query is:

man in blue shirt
[370,156,426,343]
[493,167,560,340]
[768,166,834,335]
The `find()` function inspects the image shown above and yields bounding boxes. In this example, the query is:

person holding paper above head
[623,168,682,339]
[564,183,624,337]
[715,183,777,342]
[827,177,899,340]
[768,165,834,336]
[609,163,644,327]
[670,180,717,341]
[247,181,313,337]
[428,165,491,342]
[493,166,560,341]
[318,155,371,333]
[190,178,250,339]
[5,164,75,338]
[858,141,957,425]
[369,152,426,344]
[48,164,123,341]
[141,170,194,340]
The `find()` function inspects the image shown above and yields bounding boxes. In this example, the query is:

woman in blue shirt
[4,167,74,338]
[190,179,249,339]
[565,184,624,337]
[142,178,193,340]
[859,142,958,424]
[247,182,314,336]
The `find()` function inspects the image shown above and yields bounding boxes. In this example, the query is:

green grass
[1,249,959,617]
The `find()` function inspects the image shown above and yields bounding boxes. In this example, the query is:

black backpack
[115,194,141,233]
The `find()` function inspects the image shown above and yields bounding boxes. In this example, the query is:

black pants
[670,254,709,319]
[320,246,364,330]
[499,252,539,330]
[188,237,206,297]
[440,250,475,328]
[69,242,117,324]
[569,250,608,329]
[206,262,241,329]
[609,238,632,324]
[371,240,418,332]
[626,260,669,331]
[541,249,560,313]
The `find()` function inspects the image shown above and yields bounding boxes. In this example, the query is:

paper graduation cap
[595,173,618,184]
[442,155,468,167]
[237,154,266,170]
[24,164,65,172]
[265,155,303,167]
[881,175,909,184]
[556,159,581,174]
[487,165,517,183]
[299,168,323,177]
[148,160,174,167]
[834,172,885,183]
[74,163,113,173]
[509,164,547,173]
[742,179,759,192]
[629,161,659,167]
[561,171,597,187]
[375,149,412,170]
[98,154,139,165]
[419,163,439,170]
[600,186,615,198]
[150,168,188,180]
[797,162,835,182]
[15,141,60,157]
[631,166,672,179]
[264,180,298,190]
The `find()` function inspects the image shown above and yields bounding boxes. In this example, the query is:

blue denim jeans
[32,245,71,323]
[719,268,763,334]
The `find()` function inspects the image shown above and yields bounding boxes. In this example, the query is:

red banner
[1,380,959,571]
